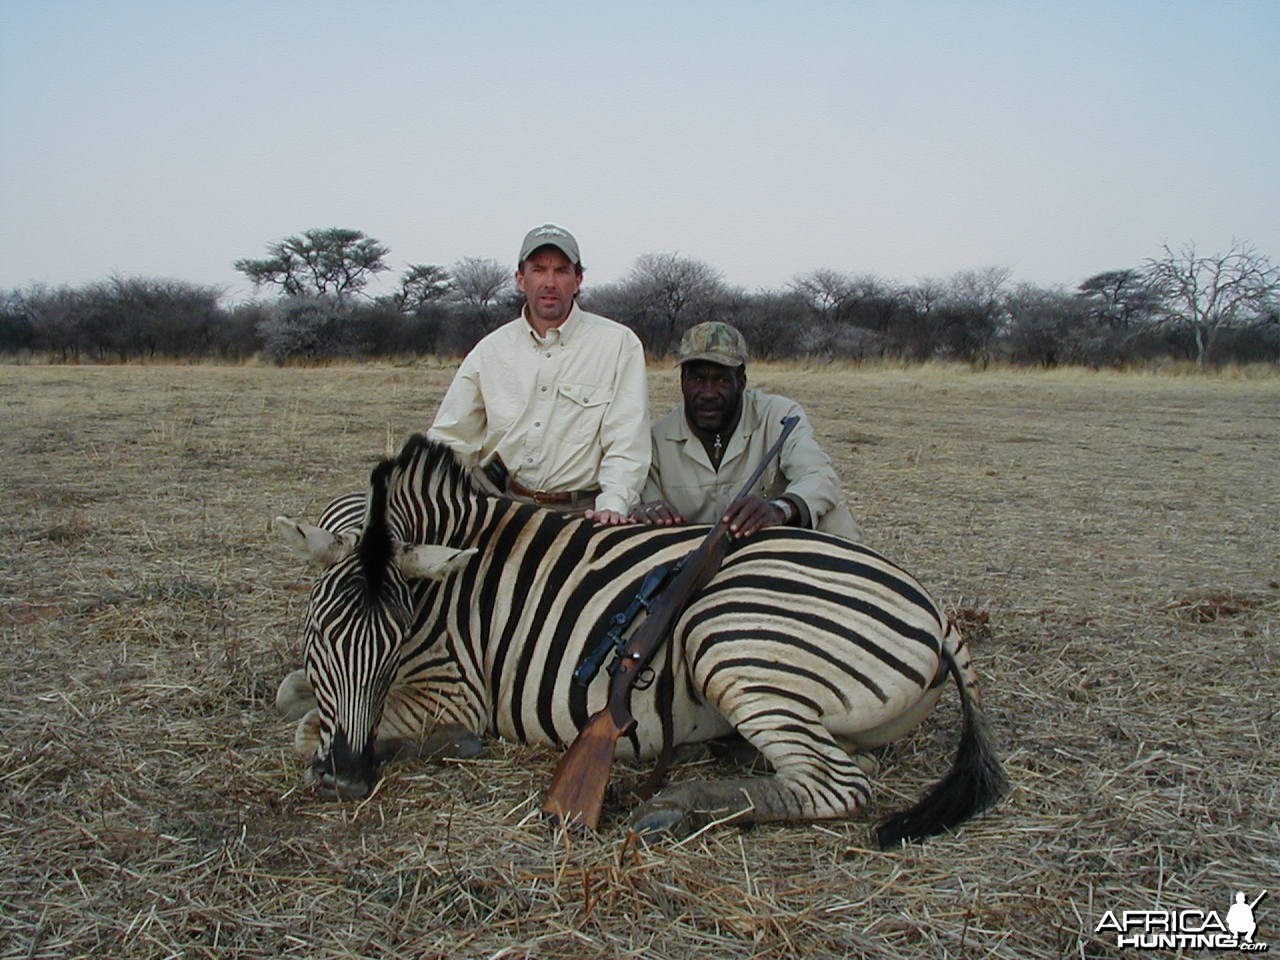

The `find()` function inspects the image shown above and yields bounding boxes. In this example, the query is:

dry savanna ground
[1,361,1277,959]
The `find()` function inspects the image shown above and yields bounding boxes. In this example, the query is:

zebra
[273,434,1005,846]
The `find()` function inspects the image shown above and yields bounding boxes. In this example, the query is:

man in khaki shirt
[632,321,860,540]
[429,224,648,524]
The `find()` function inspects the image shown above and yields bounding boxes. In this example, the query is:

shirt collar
[522,301,583,346]
[667,389,757,469]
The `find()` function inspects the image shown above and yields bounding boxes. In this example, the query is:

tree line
[3,228,1277,368]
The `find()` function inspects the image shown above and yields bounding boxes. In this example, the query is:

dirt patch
[1163,588,1279,623]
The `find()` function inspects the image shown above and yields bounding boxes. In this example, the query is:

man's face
[516,247,582,325]
[681,361,745,435]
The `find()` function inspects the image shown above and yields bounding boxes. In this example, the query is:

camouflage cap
[518,223,581,266]
[677,321,749,368]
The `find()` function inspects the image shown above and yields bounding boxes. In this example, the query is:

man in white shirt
[428,224,649,525]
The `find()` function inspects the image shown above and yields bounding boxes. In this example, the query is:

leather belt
[507,478,597,506]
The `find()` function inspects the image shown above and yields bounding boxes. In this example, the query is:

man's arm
[629,422,686,526]
[770,399,844,526]
[427,354,488,461]
[715,399,843,538]
[588,333,650,520]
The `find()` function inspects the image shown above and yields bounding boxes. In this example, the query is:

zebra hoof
[628,803,710,840]
[421,724,485,760]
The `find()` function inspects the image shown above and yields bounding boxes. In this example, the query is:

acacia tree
[1069,269,1165,365]
[1077,269,1161,332]
[235,228,390,300]
[392,263,453,313]
[1143,241,1280,368]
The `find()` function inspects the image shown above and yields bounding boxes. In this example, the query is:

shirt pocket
[554,382,613,441]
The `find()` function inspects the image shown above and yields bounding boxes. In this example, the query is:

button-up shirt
[428,303,650,515]
[643,388,858,537]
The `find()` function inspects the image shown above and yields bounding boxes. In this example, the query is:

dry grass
[1,362,1277,959]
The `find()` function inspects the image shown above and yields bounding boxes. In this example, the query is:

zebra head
[274,441,476,798]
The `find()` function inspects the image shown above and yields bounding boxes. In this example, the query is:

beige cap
[677,321,749,367]
[518,223,581,266]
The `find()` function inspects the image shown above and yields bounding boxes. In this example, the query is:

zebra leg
[293,708,323,759]
[275,668,316,722]
[706,733,768,769]
[654,736,761,767]
[630,715,875,837]
[372,686,486,762]
[374,723,485,762]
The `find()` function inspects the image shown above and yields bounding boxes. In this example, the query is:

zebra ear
[394,544,478,580]
[273,516,357,567]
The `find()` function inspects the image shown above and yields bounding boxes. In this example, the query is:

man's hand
[585,508,635,526]
[723,495,788,538]
[629,500,687,526]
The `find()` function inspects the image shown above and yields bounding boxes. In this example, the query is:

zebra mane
[358,457,395,599]
[358,434,475,595]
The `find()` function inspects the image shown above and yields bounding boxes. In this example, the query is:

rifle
[573,561,676,688]
[542,415,800,829]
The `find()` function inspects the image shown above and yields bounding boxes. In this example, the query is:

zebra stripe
[278,434,1005,845]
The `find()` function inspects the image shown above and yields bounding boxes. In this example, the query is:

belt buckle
[531,489,556,505]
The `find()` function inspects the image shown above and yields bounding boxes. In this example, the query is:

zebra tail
[874,635,1007,849]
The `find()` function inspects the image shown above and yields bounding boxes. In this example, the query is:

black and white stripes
[278,434,1005,844]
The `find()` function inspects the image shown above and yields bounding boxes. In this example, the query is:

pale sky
[2,1,1277,303]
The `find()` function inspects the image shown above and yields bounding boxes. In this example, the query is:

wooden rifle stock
[542,415,800,829]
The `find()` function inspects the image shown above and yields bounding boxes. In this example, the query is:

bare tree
[880,277,951,360]
[13,283,83,360]
[1003,283,1093,367]
[10,278,223,361]
[97,276,223,359]
[722,289,806,360]
[903,277,947,318]
[789,269,857,320]
[1143,241,1280,368]
[235,228,390,300]
[933,267,1011,366]
[623,253,726,355]
[0,289,35,353]
[449,257,512,312]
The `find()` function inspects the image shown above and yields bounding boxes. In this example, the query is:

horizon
[2,2,1277,301]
